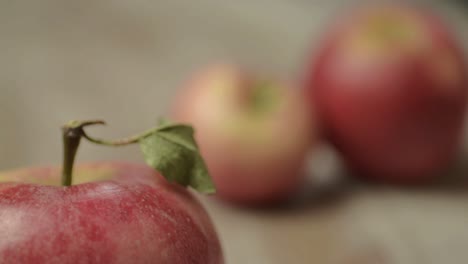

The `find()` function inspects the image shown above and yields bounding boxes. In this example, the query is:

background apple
[172,64,316,205]
[305,5,467,183]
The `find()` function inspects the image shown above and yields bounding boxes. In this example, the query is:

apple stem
[61,120,104,186]
[60,120,157,186]
[81,127,158,146]
[62,126,81,186]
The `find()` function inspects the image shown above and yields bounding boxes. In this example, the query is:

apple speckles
[0,162,223,263]
[0,208,28,250]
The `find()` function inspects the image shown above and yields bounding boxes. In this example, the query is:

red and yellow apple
[0,162,223,264]
[172,64,316,205]
[0,120,223,264]
[305,5,467,182]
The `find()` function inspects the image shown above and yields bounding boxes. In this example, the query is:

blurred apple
[172,64,316,205]
[305,5,467,183]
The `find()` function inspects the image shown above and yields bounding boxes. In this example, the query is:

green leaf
[139,124,215,194]
[157,117,173,127]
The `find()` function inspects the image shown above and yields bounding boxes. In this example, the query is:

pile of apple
[172,5,467,205]
[0,4,466,264]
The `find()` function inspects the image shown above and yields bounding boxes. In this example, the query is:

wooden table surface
[0,1,467,263]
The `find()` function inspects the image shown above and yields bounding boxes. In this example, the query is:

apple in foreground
[305,5,467,182]
[0,120,223,264]
[172,64,316,205]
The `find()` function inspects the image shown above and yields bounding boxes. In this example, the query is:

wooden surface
[0,1,467,263]
[200,144,468,264]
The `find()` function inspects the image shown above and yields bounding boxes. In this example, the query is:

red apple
[305,5,467,182]
[172,64,316,205]
[0,120,223,263]
[0,162,222,264]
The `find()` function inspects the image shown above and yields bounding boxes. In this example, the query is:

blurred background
[1,0,468,263]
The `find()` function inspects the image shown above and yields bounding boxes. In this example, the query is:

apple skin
[305,6,468,183]
[0,162,223,264]
[172,64,316,205]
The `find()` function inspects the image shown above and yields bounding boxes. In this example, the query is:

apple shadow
[205,148,468,214]
[346,149,468,195]
[250,147,468,212]
[432,149,468,191]
[224,170,356,214]
[282,176,355,211]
